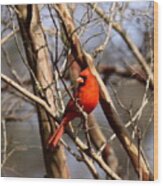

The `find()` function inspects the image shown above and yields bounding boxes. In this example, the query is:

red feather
[48,68,99,148]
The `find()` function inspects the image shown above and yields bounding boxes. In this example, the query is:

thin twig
[1,120,7,166]
[1,27,19,45]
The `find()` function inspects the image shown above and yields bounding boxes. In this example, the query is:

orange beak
[76,77,84,84]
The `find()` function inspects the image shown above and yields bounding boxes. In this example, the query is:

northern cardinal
[48,67,99,148]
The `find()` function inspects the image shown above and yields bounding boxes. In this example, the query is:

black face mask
[78,76,87,87]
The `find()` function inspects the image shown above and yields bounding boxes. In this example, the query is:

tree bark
[15,5,69,178]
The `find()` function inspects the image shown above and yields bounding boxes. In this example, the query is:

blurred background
[1,1,154,179]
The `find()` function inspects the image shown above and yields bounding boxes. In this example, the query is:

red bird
[48,68,99,148]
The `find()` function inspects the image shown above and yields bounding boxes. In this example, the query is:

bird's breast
[78,88,99,114]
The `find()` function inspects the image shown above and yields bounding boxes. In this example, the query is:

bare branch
[1,73,56,119]
[1,27,19,45]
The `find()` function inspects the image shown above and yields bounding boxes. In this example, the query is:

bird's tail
[48,117,69,148]
[48,124,64,148]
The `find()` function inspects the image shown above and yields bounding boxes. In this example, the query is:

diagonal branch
[1,27,19,45]
[1,73,57,119]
